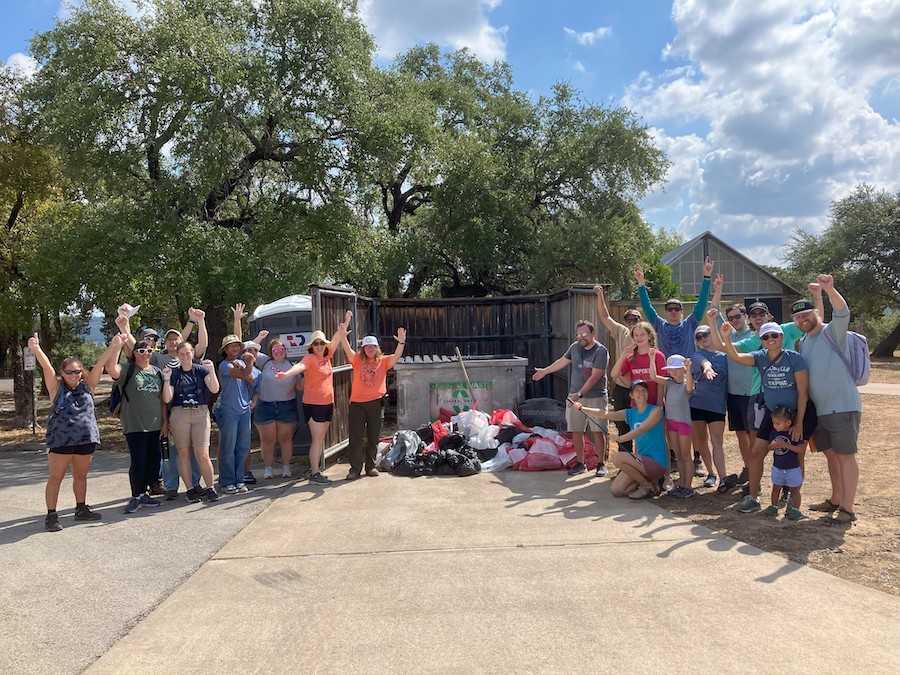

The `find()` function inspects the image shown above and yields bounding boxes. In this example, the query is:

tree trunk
[205,304,228,363]
[872,319,900,358]
[11,334,35,429]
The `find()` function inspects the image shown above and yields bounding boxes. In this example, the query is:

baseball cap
[164,328,181,339]
[748,301,770,314]
[623,309,641,320]
[140,328,159,340]
[666,354,686,369]
[242,341,261,351]
[758,322,784,337]
[694,325,711,337]
[629,379,650,391]
[791,299,815,316]
[664,298,683,310]
[361,335,379,347]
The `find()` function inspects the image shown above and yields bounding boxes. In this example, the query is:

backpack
[108,361,136,414]
[823,329,871,386]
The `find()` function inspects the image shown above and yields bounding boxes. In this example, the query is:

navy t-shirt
[769,430,802,470]
[170,364,210,407]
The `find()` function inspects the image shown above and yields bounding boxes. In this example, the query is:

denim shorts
[254,399,299,425]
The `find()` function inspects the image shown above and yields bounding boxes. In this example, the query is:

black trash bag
[437,433,466,452]
[383,430,425,471]
[443,448,464,468]
[456,457,481,477]
[475,447,498,462]
[495,425,520,445]
[416,426,434,444]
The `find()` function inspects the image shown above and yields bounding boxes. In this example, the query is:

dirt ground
[2,357,899,597]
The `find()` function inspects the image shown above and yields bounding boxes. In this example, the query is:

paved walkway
[4,450,895,674]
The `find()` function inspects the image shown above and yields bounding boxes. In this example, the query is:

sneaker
[567,461,586,476]
[809,498,839,513]
[830,508,857,524]
[309,472,333,485]
[164,489,178,501]
[628,485,653,500]
[786,506,803,521]
[204,487,219,502]
[124,497,142,514]
[778,485,790,507]
[263,467,274,480]
[762,504,780,517]
[243,471,258,485]
[222,485,238,494]
[670,486,695,499]
[703,474,717,488]
[149,480,166,496]
[282,466,293,478]
[365,467,380,477]
[346,469,361,481]
[717,474,739,494]
[45,512,62,532]
[661,476,675,492]
[595,463,609,478]
[74,504,102,521]
[693,458,706,478]
[185,487,203,503]
[235,483,249,493]
[737,495,761,513]
[138,493,161,507]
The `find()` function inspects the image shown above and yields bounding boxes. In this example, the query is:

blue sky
[5,0,900,266]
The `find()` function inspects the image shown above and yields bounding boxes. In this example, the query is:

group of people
[534,260,862,525]
[33,305,407,531]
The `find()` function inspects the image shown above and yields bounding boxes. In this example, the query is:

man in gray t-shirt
[532,319,610,477]
[793,275,862,524]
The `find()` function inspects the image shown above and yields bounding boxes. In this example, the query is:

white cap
[758,322,784,337]
[666,354,686,369]
[361,336,378,347]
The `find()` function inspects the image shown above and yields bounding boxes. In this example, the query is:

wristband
[703,275,711,279]
[398,342,406,345]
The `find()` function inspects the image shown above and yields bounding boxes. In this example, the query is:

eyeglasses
[271,345,286,352]
[311,341,326,347]
[134,348,153,355]
[665,306,682,312]
[726,314,743,322]
[576,332,591,339]
[761,333,782,341]
[63,369,82,375]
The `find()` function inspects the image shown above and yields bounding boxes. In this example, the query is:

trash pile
[376,407,599,478]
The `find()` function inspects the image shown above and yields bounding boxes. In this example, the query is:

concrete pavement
[68,464,900,674]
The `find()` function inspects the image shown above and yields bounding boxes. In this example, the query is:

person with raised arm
[30,332,126,531]
[338,311,406,481]
[215,335,260,494]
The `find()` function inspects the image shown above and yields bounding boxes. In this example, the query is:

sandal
[808,498,839,513]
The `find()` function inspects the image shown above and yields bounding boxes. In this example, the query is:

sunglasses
[726,314,743,322]
[624,316,640,323]
[665,306,682,312]
[63,369,82,375]
[695,333,710,339]
[576,332,591,339]
[311,341,326,347]
[761,333,782,341]
[134,348,154,355]
[749,311,767,318]
[271,345,286,351]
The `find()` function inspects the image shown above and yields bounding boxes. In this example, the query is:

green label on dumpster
[429,381,493,419]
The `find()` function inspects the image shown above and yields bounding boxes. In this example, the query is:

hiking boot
[138,493,161,507]
[45,512,62,532]
[762,505,780,517]
[830,508,857,524]
[737,495,761,513]
[164,489,178,501]
[204,487,219,502]
[243,471,258,485]
[149,480,165,496]
[628,485,653,500]
[809,498,839,513]
[74,504,102,521]
[786,506,803,521]
[567,461,586,476]
[595,463,609,478]
[365,467,380,477]
[703,474,717,488]
[309,472,333,486]
[346,469,361,481]
[185,487,203,503]
[124,497,142,514]
[693,458,706,477]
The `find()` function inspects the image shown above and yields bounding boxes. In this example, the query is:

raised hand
[189,307,206,321]
[683,358,692,371]
[633,265,645,286]
[721,321,732,335]
[114,313,130,332]
[593,284,604,297]
[816,274,834,290]
[394,327,407,344]
[257,329,269,341]
[704,256,714,276]
[713,273,723,292]
[27,332,39,350]
[241,351,255,366]
[111,333,128,348]
[200,359,214,370]
[161,366,172,381]
[232,303,247,320]
[807,282,821,295]
[707,308,719,319]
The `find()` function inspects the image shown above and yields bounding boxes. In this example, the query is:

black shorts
[303,403,334,423]
[756,401,818,442]
[690,407,726,424]
[49,443,97,455]
[727,394,754,432]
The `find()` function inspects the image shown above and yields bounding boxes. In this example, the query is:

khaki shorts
[169,406,212,450]
[567,395,608,433]
[812,411,860,455]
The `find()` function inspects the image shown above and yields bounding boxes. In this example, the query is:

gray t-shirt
[714,310,756,396]
[258,359,299,402]
[563,341,609,397]
[664,378,691,425]
[799,308,862,415]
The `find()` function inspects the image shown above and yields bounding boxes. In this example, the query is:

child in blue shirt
[764,406,806,520]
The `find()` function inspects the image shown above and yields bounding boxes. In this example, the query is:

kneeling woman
[575,379,668,500]
[161,341,220,502]
[30,332,125,531]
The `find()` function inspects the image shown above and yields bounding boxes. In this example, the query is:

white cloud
[572,60,586,74]
[4,53,38,78]
[628,0,900,253]
[563,26,612,46]
[359,0,507,62]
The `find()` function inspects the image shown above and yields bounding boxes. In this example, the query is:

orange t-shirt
[300,353,334,405]
[349,355,392,403]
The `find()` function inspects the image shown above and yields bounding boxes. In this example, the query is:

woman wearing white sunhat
[337,311,406,481]
[275,325,346,485]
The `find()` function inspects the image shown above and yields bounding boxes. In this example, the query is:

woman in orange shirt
[338,311,407,481]
[275,326,344,485]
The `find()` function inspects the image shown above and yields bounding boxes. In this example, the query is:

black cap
[791,299,815,316]
[748,301,769,314]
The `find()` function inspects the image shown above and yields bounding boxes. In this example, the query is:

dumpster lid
[250,295,312,321]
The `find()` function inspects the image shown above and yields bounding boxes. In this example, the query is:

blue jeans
[218,408,251,488]
[161,433,201,490]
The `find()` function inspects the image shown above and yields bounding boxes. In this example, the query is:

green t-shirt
[734,322,805,395]
[118,366,164,433]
